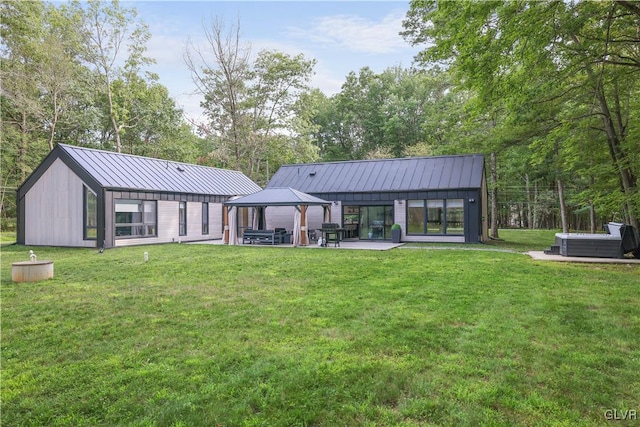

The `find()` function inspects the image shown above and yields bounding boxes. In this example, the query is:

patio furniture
[242,229,286,245]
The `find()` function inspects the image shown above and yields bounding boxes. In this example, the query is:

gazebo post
[300,204,308,246]
[223,205,229,244]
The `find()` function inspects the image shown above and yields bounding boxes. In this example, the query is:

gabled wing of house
[17,144,261,248]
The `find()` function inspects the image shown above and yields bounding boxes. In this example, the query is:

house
[16,144,261,248]
[265,155,488,243]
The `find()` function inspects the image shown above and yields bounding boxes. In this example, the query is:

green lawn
[1,231,16,245]
[2,232,639,426]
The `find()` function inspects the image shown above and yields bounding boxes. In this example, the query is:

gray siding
[210,203,223,239]
[264,205,324,231]
[24,159,94,247]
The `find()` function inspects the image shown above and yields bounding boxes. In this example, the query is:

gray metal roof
[224,187,330,207]
[59,144,261,196]
[266,155,485,193]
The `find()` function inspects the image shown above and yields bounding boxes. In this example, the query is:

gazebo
[223,187,331,246]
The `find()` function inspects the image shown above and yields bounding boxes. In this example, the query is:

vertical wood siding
[266,206,295,231]
[24,159,94,247]
[210,203,223,239]
[186,202,201,237]
[331,201,342,225]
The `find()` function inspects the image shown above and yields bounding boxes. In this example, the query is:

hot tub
[555,233,622,258]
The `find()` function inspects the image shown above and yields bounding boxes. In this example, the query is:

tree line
[2,0,638,234]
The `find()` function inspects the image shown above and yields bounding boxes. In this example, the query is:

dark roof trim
[17,145,103,200]
[279,153,484,168]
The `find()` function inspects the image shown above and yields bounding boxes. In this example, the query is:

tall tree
[185,17,317,183]
[80,0,153,153]
[403,0,640,228]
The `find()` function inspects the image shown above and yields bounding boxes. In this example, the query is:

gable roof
[18,144,261,197]
[224,187,331,207]
[266,155,485,194]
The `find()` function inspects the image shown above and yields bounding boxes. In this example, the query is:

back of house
[264,155,488,243]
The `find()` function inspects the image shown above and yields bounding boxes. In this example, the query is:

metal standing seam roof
[266,155,485,193]
[224,187,331,207]
[59,144,261,196]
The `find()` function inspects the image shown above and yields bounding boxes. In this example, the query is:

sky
[126,1,421,124]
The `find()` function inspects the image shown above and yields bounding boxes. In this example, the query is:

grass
[2,231,639,426]
[1,231,16,246]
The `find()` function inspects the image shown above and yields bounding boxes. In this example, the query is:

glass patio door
[359,206,393,240]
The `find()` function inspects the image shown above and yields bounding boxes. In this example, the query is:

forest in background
[2,0,638,235]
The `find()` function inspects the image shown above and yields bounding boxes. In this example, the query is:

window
[202,202,209,235]
[179,201,187,236]
[115,200,156,238]
[407,199,464,235]
[446,199,464,234]
[427,200,444,234]
[84,186,97,240]
[407,200,425,234]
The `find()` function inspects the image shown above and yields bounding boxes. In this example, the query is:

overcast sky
[127,1,421,123]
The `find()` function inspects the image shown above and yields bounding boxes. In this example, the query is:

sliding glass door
[359,205,393,240]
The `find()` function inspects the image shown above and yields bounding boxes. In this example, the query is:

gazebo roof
[223,187,331,207]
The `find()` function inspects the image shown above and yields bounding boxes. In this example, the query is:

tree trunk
[589,174,597,233]
[582,59,638,229]
[105,74,122,153]
[557,178,568,233]
[490,151,499,238]
[525,174,533,229]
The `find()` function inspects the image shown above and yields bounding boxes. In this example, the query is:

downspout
[97,189,107,249]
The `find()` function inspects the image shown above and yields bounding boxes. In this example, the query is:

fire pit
[12,252,54,283]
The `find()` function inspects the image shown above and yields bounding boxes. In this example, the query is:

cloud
[289,10,410,54]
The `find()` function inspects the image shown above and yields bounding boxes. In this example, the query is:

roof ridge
[280,153,484,168]
[58,143,242,173]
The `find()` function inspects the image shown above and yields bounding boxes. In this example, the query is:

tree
[186,17,317,183]
[403,0,640,229]
[80,0,154,153]
[1,0,51,226]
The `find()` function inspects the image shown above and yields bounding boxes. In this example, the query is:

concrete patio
[188,239,404,251]
[527,251,640,264]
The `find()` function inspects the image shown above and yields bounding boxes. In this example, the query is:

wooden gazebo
[223,187,331,246]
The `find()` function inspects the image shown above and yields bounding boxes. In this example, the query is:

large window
[427,200,444,234]
[407,199,464,235]
[408,200,425,234]
[202,202,209,235]
[179,201,187,236]
[84,186,97,240]
[115,200,156,238]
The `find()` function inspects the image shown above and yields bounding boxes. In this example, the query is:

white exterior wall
[186,201,201,238]
[266,206,295,231]
[306,205,325,231]
[266,204,339,233]
[331,201,342,225]
[24,158,95,247]
[210,203,223,239]
[393,199,465,243]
